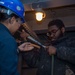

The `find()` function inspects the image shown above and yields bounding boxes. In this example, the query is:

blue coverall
[0,23,19,75]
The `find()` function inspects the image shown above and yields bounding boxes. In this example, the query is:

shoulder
[0,30,17,49]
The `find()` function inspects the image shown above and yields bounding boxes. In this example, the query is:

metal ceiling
[21,0,50,4]
[24,6,75,21]
[20,0,75,11]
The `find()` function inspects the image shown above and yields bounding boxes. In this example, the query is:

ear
[61,27,65,33]
[9,17,15,24]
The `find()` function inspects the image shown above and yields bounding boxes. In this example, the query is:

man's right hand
[47,46,56,55]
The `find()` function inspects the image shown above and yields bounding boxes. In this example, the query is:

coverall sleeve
[56,37,75,64]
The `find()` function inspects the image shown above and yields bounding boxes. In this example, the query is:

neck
[1,21,14,34]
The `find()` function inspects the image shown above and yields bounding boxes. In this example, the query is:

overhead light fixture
[35,8,46,21]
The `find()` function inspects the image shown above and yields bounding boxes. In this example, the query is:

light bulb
[35,12,43,21]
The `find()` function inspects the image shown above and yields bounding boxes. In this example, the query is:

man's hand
[47,46,56,55]
[18,42,34,51]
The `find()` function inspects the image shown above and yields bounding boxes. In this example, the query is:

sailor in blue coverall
[0,0,34,75]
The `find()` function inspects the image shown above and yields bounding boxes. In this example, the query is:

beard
[57,31,64,39]
[50,31,64,44]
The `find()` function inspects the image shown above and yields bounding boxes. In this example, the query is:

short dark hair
[48,19,65,29]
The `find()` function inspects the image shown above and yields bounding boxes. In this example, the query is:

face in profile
[47,25,65,42]
[10,17,22,34]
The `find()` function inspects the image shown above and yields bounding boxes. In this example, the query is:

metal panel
[21,0,50,4]
[23,0,75,11]
[32,0,75,9]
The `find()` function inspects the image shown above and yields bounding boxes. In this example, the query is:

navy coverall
[0,23,19,75]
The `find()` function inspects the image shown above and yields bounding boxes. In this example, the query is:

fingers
[22,29,25,32]
[47,46,56,55]
[30,43,40,49]
[18,42,40,51]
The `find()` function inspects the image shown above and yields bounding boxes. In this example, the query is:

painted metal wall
[21,0,50,4]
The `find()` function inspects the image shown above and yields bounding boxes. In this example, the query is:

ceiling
[21,0,50,4]
[24,6,75,21]
[20,0,75,21]
[20,0,75,11]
